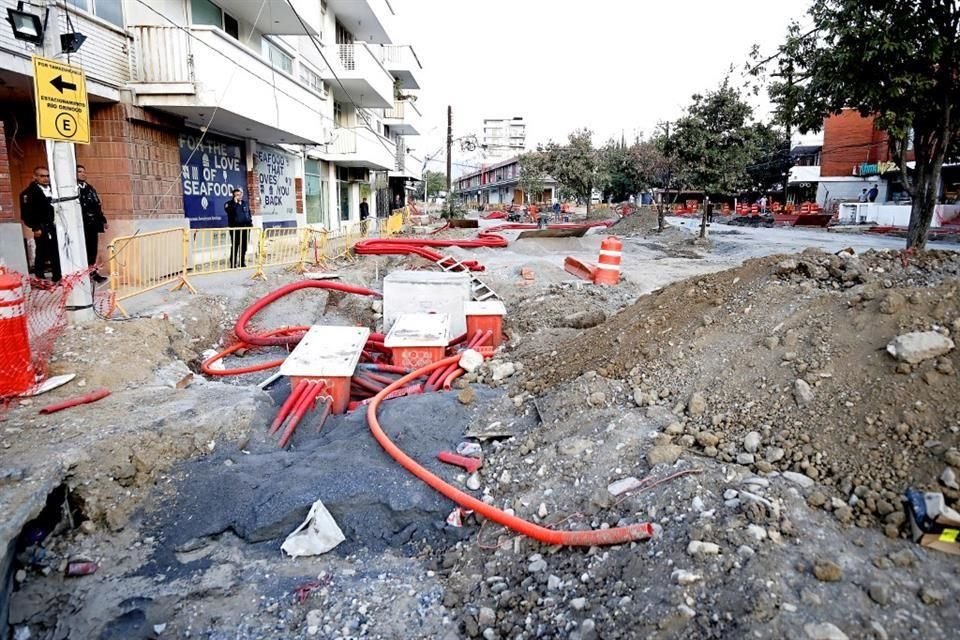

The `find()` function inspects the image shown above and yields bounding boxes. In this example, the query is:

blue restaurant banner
[179,131,247,228]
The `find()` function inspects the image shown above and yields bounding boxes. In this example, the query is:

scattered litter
[39,388,110,414]
[201,349,225,371]
[18,373,75,397]
[153,624,167,635]
[281,499,345,557]
[905,489,960,554]
[64,560,98,577]
[456,442,482,458]
[438,451,483,473]
[608,476,642,496]
[446,507,473,528]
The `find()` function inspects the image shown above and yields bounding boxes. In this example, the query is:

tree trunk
[906,161,940,250]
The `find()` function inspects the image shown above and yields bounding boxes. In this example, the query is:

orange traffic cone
[593,236,622,286]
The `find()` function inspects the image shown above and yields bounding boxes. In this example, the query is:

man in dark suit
[77,164,109,283]
[224,188,252,268]
[20,166,61,282]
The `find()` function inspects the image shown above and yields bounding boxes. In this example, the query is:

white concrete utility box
[382,271,471,338]
[384,313,450,369]
[279,326,369,378]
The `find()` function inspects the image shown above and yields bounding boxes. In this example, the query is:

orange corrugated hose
[366,355,655,547]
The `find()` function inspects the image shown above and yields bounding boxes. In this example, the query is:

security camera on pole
[26,1,93,322]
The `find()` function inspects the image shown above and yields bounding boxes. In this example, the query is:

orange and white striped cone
[593,236,622,286]
[0,272,34,397]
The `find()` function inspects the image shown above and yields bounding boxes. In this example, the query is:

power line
[131,0,268,220]
[131,0,337,130]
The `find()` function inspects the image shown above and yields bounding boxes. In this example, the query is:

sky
[395,0,818,175]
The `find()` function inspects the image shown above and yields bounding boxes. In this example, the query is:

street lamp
[6,2,46,45]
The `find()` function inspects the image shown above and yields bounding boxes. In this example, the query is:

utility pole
[446,105,453,218]
[40,3,92,322]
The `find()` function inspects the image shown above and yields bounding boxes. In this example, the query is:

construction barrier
[108,228,195,317]
[107,213,407,316]
[254,226,306,278]
[188,226,261,275]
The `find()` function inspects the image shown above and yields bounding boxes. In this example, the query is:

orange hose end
[366,356,655,547]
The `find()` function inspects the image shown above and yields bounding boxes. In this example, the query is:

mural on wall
[255,147,297,228]
[179,131,246,228]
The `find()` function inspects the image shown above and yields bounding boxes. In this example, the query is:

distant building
[455,157,557,206]
[482,117,526,160]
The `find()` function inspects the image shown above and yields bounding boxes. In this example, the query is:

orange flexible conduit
[366,355,655,546]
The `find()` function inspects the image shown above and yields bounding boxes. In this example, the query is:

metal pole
[446,105,452,217]
[42,3,92,322]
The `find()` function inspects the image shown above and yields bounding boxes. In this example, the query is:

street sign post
[31,55,90,144]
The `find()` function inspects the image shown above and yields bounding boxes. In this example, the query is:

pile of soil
[518,248,960,532]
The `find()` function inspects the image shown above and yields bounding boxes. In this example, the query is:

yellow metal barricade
[107,227,195,318]
[386,212,403,236]
[300,228,330,269]
[253,226,307,279]
[188,226,260,275]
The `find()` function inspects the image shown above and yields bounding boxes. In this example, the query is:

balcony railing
[384,99,421,120]
[376,44,422,70]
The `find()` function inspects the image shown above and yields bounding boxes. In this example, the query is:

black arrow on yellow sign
[50,75,77,94]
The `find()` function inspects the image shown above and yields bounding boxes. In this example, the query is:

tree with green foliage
[517,152,548,203]
[417,170,447,201]
[541,129,605,216]
[666,79,775,196]
[756,0,960,249]
[599,140,646,203]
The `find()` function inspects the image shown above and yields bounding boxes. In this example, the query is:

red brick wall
[246,170,260,214]
[4,106,48,226]
[295,177,303,214]
[0,120,14,221]
[821,111,886,177]
[77,103,183,221]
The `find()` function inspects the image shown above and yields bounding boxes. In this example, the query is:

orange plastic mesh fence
[0,268,114,399]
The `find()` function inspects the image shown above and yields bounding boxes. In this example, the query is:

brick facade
[246,170,260,214]
[78,103,183,220]
[3,103,184,225]
[0,120,14,222]
[820,110,915,178]
[295,177,304,214]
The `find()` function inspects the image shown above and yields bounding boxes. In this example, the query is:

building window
[67,0,124,28]
[264,40,293,74]
[334,102,348,128]
[305,159,328,227]
[335,21,354,45]
[190,0,240,39]
[300,65,326,97]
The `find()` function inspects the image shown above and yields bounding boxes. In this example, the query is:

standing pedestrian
[867,184,879,203]
[20,166,61,282]
[223,188,251,268]
[759,195,768,214]
[857,188,868,203]
[77,164,108,283]
[360,197,370,235]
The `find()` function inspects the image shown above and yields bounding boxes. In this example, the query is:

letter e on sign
[32,55,90,144]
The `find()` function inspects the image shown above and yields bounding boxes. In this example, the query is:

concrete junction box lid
[464,300,506,317]
[279,326,370,377]
[384,313,450,348]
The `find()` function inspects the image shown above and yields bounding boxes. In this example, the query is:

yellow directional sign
[32,55,90,144]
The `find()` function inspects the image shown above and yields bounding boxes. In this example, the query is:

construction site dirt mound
[519,248,960,532]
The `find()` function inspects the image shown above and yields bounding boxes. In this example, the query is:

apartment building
[482,116,525,161]
[0,0,423,271]
[455,156,557,206]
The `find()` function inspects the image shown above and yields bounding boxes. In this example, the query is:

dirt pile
[519,248,960,533]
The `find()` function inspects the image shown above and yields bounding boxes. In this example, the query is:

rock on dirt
[886,331,955,364]
[647,445,683,467]
[561,310,607,329]
[804,622,848,640]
